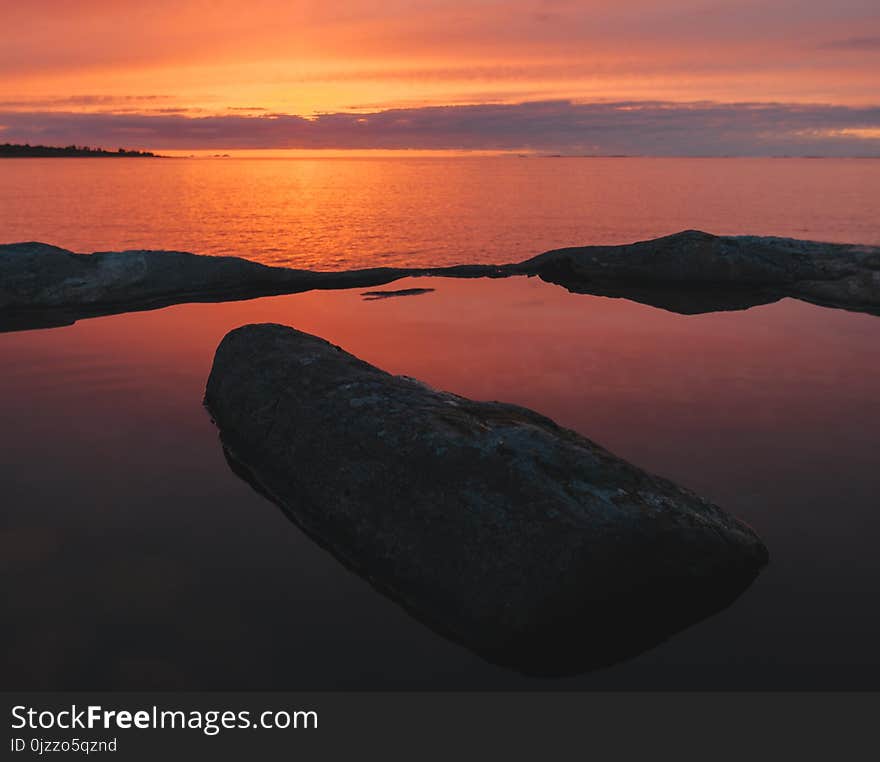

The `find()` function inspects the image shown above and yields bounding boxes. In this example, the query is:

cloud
[4,1,880,113]
[821,36,880,50]
[1,100,879,156]
[0,95,176,111]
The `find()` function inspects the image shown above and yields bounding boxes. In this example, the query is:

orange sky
[2,1,879,153]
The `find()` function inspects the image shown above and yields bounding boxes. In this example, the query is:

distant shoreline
[2,144,878,159]
[0,143,159,158]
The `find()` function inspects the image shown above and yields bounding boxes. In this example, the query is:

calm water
[1,157,879,689]
[1,157,879,266]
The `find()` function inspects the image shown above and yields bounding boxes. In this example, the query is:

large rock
[0,242,495,331]
[515,229,880,314]
[0,242,445,311]
[205,323,769,675]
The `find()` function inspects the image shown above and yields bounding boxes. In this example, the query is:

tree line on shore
[0,143,157,157]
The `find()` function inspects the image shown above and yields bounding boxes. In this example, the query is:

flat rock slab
[2,230,878,331]
[514,229,880,315]
[0,242,478,328]
[205,323,769,675]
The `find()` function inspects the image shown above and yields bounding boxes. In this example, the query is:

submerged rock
[205,323,768,676]
[361,287,435,300]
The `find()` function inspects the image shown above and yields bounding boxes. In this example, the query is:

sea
[1,156,879,689]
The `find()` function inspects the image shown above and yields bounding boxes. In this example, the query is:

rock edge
[2,230,878,331]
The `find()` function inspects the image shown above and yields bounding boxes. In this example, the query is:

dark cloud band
[1,99,878,156]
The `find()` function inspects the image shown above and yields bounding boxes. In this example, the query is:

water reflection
[218,442,766,678]
[3,269,874,336]
[2,277,879,689]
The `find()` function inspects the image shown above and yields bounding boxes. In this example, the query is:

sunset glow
[4,0,880,713]
[3,1,879,154]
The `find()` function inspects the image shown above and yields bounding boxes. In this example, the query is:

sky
[1,0,878,155]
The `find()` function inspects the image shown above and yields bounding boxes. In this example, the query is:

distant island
[0,143,158,158]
